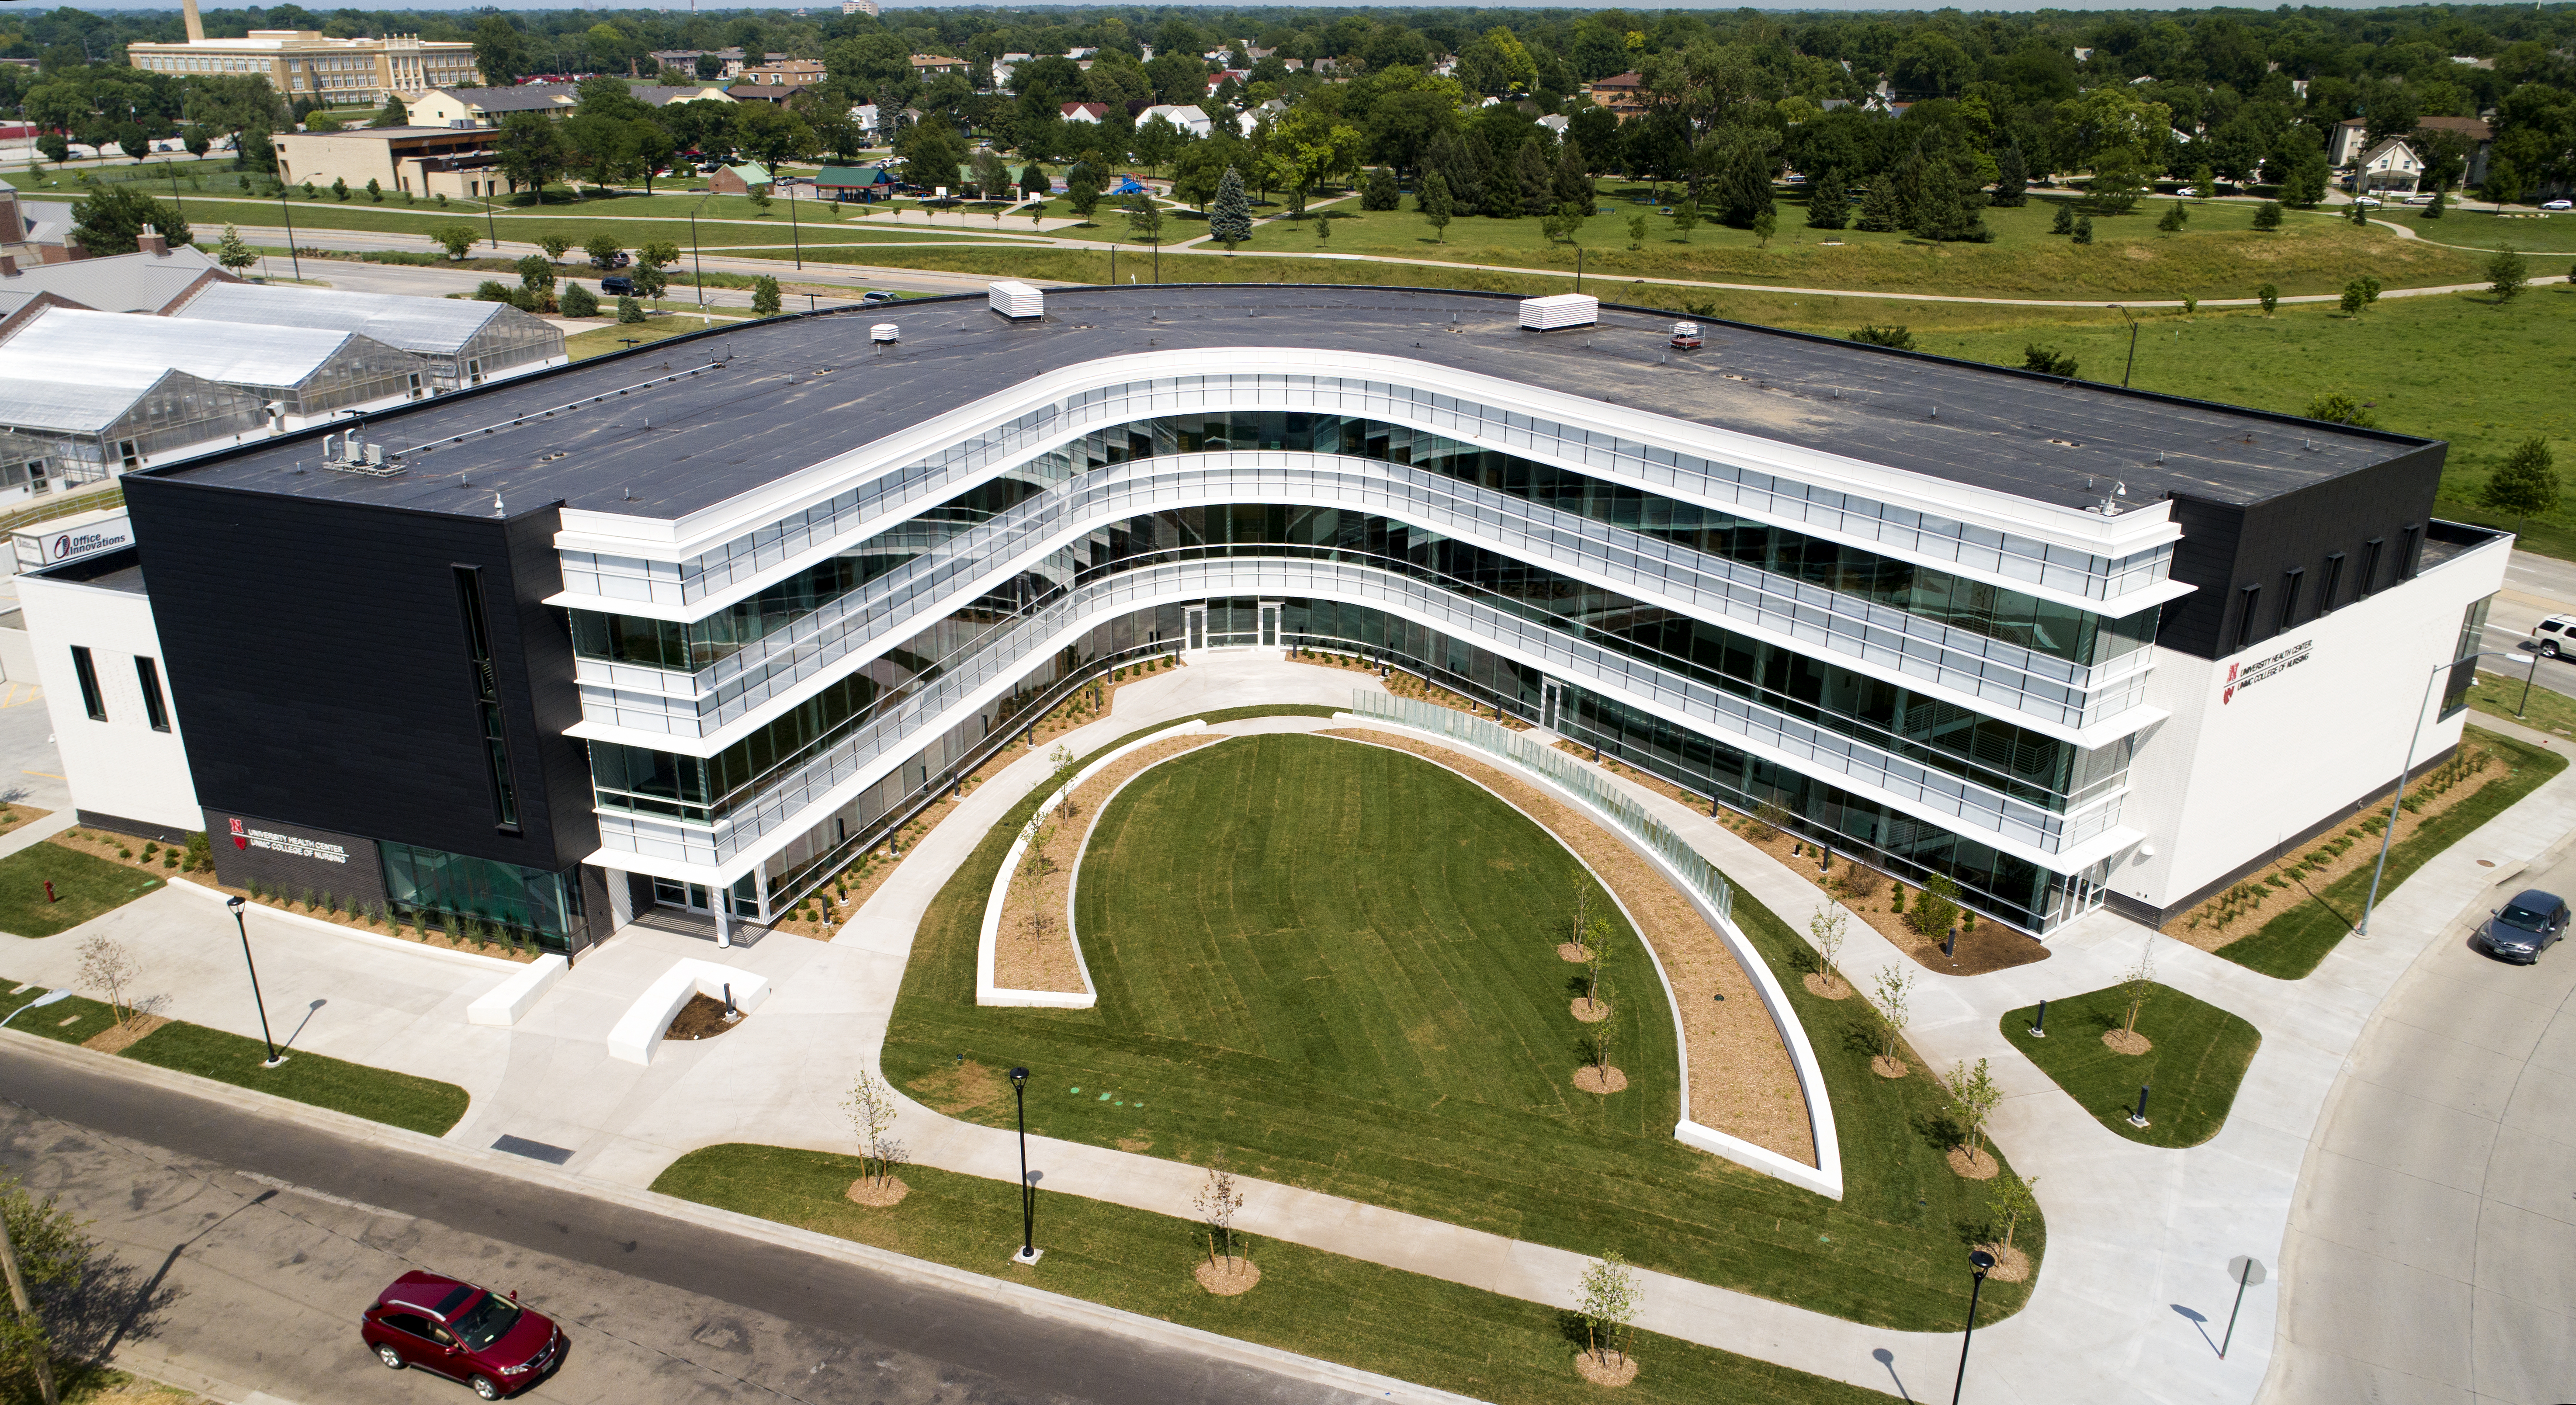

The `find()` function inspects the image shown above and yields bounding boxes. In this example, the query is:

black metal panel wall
[121,475,596,880]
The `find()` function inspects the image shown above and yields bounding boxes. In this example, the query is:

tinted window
[380,1312,435,1337]
[432,1284,475,1316]
[2498,902,2551,930]
[451,1294,521,1350]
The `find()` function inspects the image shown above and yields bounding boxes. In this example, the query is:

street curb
[0,1030,1490,1405]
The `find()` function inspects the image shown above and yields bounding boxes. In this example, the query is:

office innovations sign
[9,513,132,571]
[2222,639,2314,704]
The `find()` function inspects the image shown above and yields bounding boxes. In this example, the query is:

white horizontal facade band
[581,557,2132,890]
[560,454,2173,756]
[552,350,2185,615]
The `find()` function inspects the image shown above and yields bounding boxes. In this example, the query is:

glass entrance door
[1540,679,1564,732]
[653,877,714,912]
[1258,603,1280,647]
[1184,606,1207,650]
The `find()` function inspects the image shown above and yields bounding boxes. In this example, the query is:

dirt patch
[1571,997,1612,1023]
[996,734,1220,993]
[1325,729,1815,1168]
[2166,741,2505,956]
[844,1176,909,1207]
[1557,942,1593,963]
[1709,811,2049,977]
[1574,1351,1639,1388]
[1573,1064,1630,1094]
[1116,1137,1153,1153]
[1947,1145,2001,1180]
[912,1058,1006,1116]
[81,1013,167,1055]
[2102,1028,2153,1056]
[1287,649,1531,729]
[664,993,745,1041]
[1801,972,1850,1000]
[1194,1258,1261,1296]
[1976,1243,2033,1284]
[1871,1055,1910,1079]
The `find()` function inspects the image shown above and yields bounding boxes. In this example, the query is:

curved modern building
[66,285,2503,952]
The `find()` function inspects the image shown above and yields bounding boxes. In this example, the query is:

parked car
[2174,186,2200,197]
[361,1271,562,1400]
[2531,614,2576,658]
[2403,192,2438,205]
[860,289,900,305]
[2545,199,2574,212]
[2353,195,2383,208]
[2477,889,2568,964]
[600,275,635,295]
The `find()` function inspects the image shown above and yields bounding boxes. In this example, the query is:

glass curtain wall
[380,840,585,951]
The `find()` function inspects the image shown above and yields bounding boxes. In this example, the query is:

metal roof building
[0,358,269,502]
[0,242,233,315]
[0,307,424,423]
[170,282,565,393]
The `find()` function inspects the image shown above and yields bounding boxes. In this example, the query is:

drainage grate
[490,1134,575,1165]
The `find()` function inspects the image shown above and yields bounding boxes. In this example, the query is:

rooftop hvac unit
[1518,293,1598,332]
[987,280,1044,320]
[870,323,900,343]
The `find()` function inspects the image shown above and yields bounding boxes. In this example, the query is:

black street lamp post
[1009,1065,1038,1263]
[225,895,284,1066]
[1950,1248,1996,1405]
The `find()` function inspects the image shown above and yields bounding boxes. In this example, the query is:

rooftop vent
[1518,293,1597,332]
[871,322,900,343]
[988,281,1044,321]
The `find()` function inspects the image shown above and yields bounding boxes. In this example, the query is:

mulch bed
[995,734,1218,993]
[1325,729,1815,1167]
[1194,1258,1261,1296]
[82,1013,167,1056]
[664,992,745,1041]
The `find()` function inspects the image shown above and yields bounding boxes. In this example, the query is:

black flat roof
[144,285,2429,524]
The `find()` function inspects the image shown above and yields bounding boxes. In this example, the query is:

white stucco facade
[17,559,202,835]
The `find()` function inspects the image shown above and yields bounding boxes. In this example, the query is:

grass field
[1998,985,2261,1148]
[655,1149,1890,1405]
[172,197,1013,250]
[1218,189,2480,300]
[0,979,471,1134]
[2215,726,2565,979]
[882,728,2043,1329]
[0,844,164,937]
[2393,205,2576,254]
[565,316,748,359]
[2463,669,2576,738]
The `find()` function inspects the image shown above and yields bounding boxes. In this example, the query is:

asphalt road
[0,1043,1361,1405]
[2478,550,2576,708]
[2267,835,2576,1403]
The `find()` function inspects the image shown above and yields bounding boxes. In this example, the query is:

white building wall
[2112,532,2509,915]
[16,572,202,834]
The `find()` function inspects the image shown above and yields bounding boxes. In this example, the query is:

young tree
[1575,1252,1641,1370]
[2252,201,2282,231]
[516,253,557,301]
[1541,201,1583,245]
[2156,199,2188,233]
[1625,212,1647,249]
[1869,964,1915,1065]
[1044,742,1084,821]
[76,935,142,1027]
[2346,198,2370,227]
[1807,903,1848,993]
[2120,947,2157,1038]
[751,274,782,316]
[1584,976,1619,1075]
[1418,171,1453,242]
[1123,190,1165,245]
[2072,216,2094,245]
[2257,283,2280,317]
[1986,1169,2039,1255]
[1671,198,1701,243]
[1848,324,1915,350]
[2191,163,2217,201]
[1193,1150,1246,1268]
[1207,166,1252,251]
[330,177,351,202]
[2023,343,2079,378]
[1566,875,1599,957]
[2049,202,2073,236]
[213,223,257,274]
[1944,1057,2003,1170]
[365,177,383,203]
[1751,205,1777,247]
[533,232,570,264]
[69,185,191,255]
[1018,812,1059,884]
[616,296,645,324]
[2489,245,2530,302]
[842,1068,903,1189]
[1065,163,1104,220]
[2425,187,2447,220]
[2482,437,2560,531]
[2340,281,2368,316]
[1360,166,1400,211]
[582,229,625,269]
[1582,916,1616,1012]
[1857,181,1900,233]
[2305,392,2374,427]
[0,1173,92,1405]
[1906,874,1959,939]
[1991,147,2028,208]
[633,240,679,299]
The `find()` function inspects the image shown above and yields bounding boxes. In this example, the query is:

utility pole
[0,1200,60,1405]
[276,186,302,280]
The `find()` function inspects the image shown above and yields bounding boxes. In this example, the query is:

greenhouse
[3,308,426,424]
[173,283,565,394]
[0,361,270,503]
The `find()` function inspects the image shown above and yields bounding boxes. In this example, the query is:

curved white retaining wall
[974,719,1210,1009]
[606,957,774,1065]
[1335,711,1845,1202]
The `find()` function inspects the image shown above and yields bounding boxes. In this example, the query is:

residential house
[2331,116,2491,187]
[409,83,578,126]
[912,54,968,77]
[737,59,826,87]
[649,48,766,80]
[1061,101,1111,123]
[2352,138,2427,194]
[1137,104,1213,139]
[1588,71,1647,120]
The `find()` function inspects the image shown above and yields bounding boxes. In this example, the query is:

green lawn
[2463,669,2576,737]
[2395,205,2576,254]
[655,1149,1886,1405]
[1997,985,2261,1148]
[121,1020,469,1135]
[884,729,2042,1329]
[1219,188,2480,299]
[565,316,746,359]
[0,845,164,937]
[1,979,470,1135]
[170,197,1011,250]
[2215,726,2566,979]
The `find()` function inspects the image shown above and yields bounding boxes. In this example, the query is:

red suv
[360,1271,564,1399]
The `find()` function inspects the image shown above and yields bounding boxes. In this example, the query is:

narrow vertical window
[2399,524,2424,580]
[2235,585,2262,650]
[2359,538,2385,597]
[2319,554,2346,614]
[454,566,520,830]
[2277,569,2305,629]
[70,646,104,721]
[135,656,169,732]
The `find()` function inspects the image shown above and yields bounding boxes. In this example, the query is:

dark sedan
[2478,889,2568,964]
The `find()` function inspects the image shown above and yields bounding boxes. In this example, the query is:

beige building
[126,29,481,107]
[408,83,732,128]
[274,127,510,200]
